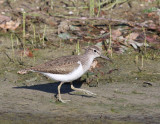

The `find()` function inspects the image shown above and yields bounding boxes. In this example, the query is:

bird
[18,45,111,103]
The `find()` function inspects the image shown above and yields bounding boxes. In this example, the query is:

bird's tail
[17,68,32,74]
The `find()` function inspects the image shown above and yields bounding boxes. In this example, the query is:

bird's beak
[100,55,113,63]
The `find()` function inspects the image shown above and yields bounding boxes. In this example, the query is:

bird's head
[85,45,112,62]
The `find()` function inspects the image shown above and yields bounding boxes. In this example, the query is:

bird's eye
[94,50,97,52]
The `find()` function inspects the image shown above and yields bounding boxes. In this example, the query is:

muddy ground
[1,45,160,124]
[0,0,160,124]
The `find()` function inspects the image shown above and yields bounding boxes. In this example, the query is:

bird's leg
[57,82,70,103]
[70,82,96,96]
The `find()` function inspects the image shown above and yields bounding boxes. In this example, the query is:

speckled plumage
[31,55,80,74]
[30,45,101,75]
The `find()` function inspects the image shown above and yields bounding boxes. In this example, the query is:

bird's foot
[70,84,96,96]
[77,89,97,96]
[83,89,97,96]
[58,98,71,103]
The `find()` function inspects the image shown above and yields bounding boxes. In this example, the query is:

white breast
[39,61,84,82]
[82,56,94,73]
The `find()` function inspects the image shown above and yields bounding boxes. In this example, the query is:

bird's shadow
[13,79,92,97]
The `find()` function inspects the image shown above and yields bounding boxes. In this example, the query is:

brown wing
[31,55,80,74]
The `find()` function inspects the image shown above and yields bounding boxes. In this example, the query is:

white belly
[39,61,84,82]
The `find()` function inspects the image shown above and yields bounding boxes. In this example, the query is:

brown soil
[0,0,160,124]
[1,47,160,124]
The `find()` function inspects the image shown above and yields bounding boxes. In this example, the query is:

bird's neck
[80,53,95,72]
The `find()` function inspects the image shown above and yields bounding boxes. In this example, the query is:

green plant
[90,0,95,17]
[22,12,26,51]
[42,25,47,46]
[10,33,15,61]
[108,24,112,57]
[32,24,36,45]
[142,26,147,54]
[143,7,158,13]
[76,40,80,55]
[97,0,101,17]
[141,55,144,69]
